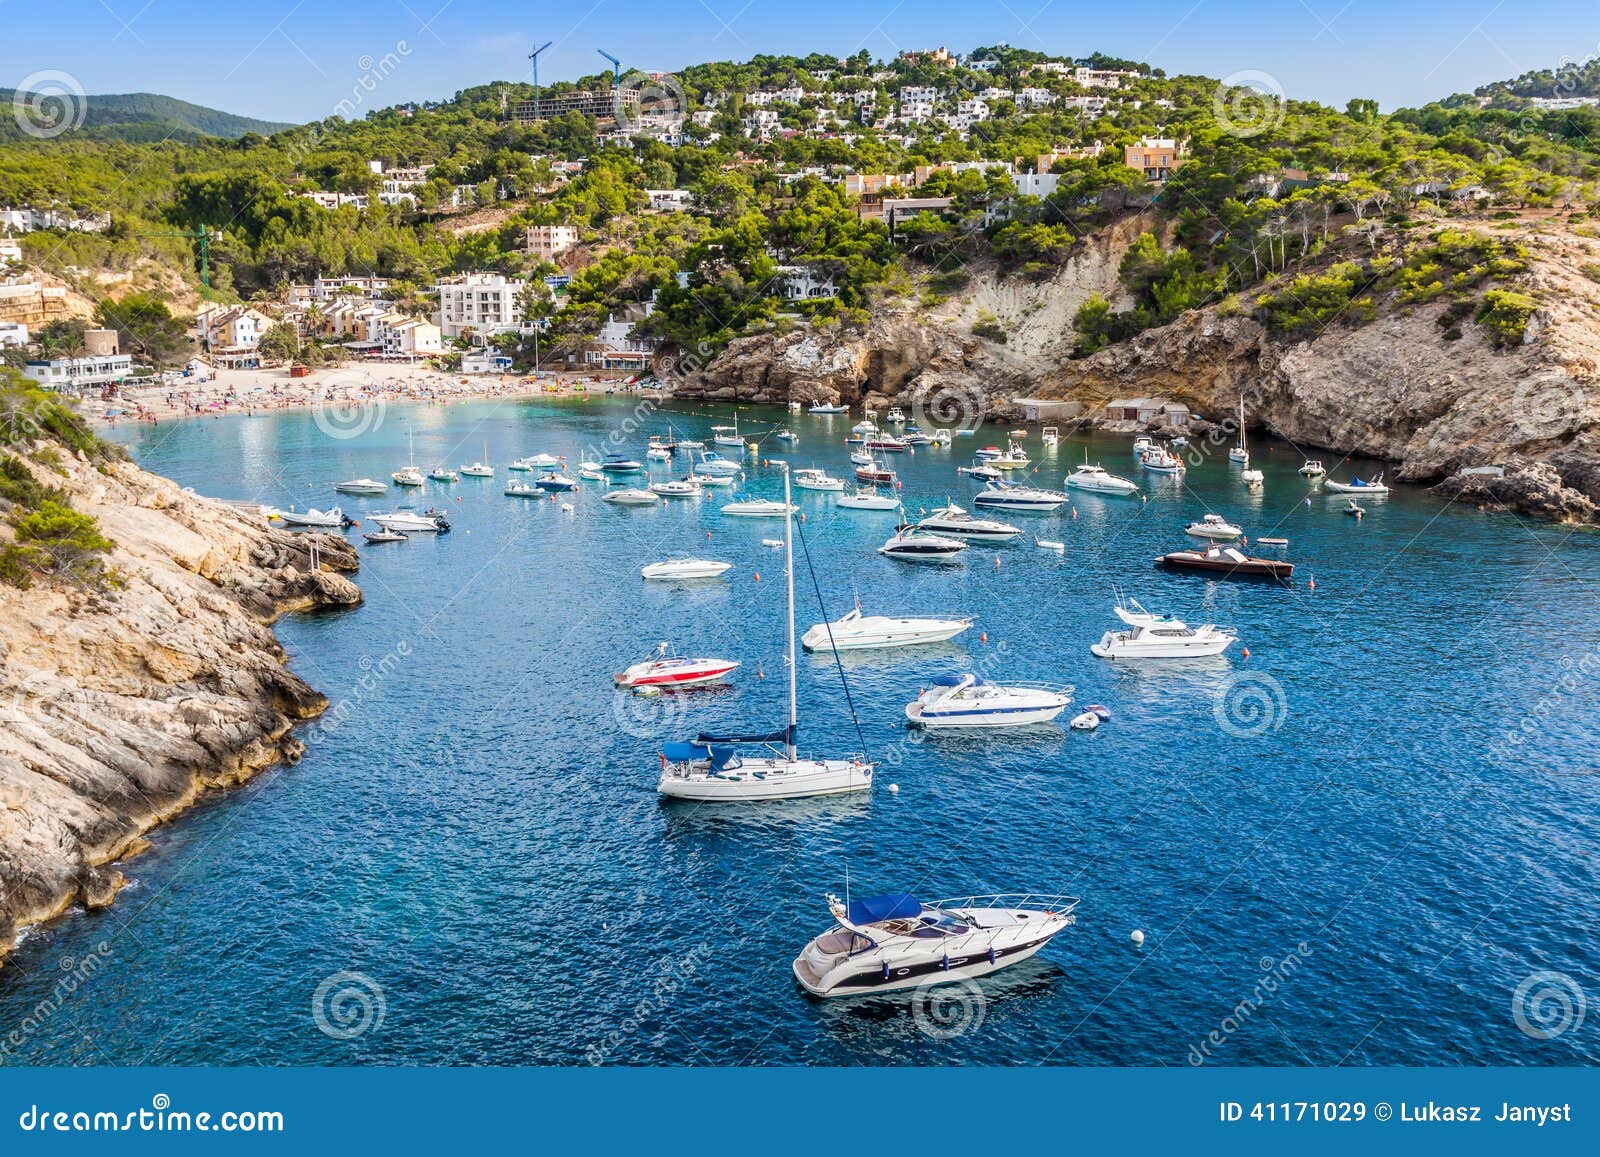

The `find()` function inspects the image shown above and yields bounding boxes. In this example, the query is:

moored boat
[1156,545,1293,580]
[905,674,1074,729]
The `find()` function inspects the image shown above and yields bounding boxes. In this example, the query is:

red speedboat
[615,644,740,689]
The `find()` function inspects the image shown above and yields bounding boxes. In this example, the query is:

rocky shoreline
[0,451,360,964]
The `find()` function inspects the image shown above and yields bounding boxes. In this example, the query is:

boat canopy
[847,894,922,925]
[931,674,984,687]
[662,741,737,770]
[695,725,796,745]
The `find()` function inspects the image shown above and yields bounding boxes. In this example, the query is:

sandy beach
[82,362,643,426]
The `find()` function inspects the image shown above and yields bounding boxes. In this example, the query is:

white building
[899,86,938,103]
[743,109,781,137]
[0,320,28,347]
[525,224,580,261]
[313,275,390,302]
[691,110,716,127]
[585,310,661,370]
[1014,172,1061,198]
[23,352,133,389]
[646,189,693,212]
[0,238,21,264]
[1017,88,1058,107]
[898,100,935,123]
[774,266,838,301]
[435,273,526,339]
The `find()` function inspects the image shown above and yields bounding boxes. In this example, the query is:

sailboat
[392,430,424,486]
[1229,396,1249,465]
[657,466,875,802]
[461,440,494,477]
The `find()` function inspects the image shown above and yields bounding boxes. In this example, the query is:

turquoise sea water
[2,396,1598,1066]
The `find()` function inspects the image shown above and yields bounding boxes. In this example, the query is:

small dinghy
[1036,536,1066,553]
[1069,711,1100,731]
[362,528,408,544]
[762,538,784,548]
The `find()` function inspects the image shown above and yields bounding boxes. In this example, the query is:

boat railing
[932,893,1081,915]
[976,679,1075,696]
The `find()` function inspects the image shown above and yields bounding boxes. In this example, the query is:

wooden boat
[855,464,896,484]
[1156,545,1294,580]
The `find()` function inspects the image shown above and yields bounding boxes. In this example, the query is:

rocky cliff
[674,213,1600,522]
[0,451,360,961]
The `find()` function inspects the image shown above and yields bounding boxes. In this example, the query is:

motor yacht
[1322,473,1389,495]
[368,510,450,533]
[646,445,673,462]
[971,480,1068,511]
[905,674,1073,728]
[334,478,387,495]
[1140,446,1186,474]
[1241,468,1264,484]
[1064,461,1140,495]
[695,451,744,476]
[801,607,973,652]
[603,488,661,506]
[1089,597,1238,659]
[615,643,738,689]
[1184,513,1244,540]
[1157,545,1294,580]
[391,466,425,487]
[793,468,845,491]
[601,452,644,474]
[809,402,848,414]
[1041,426,1059,447]
[915,503,1021,541]
[641,559,733,581]
[1132,435,1153,456]
[534,470,578,491]
[677,439,705,452]
[1299,459,1326,477]
[957,461,1003,482]
[721,497,797,517]
[859,433,909,452]
[687,471,737,488]
[836,485,900,511]
[511,453,561,471]
[878,530,967,563]
[649,479,702,498]
[792,892,1079,998]
[989,441,1030,469]
[974,445,1004,460]
[577,462,605,481]
[505,482,541,497]
[885,406,906,424]
[278,506,354,529]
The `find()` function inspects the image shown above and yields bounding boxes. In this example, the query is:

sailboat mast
[783,466,797,762]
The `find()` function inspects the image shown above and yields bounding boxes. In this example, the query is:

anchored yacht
[801,606,973,652]
[1089,597,1238,659]
[905,674,1073,728]
[915,503,1022,541]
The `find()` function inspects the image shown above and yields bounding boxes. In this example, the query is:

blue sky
[3,0,1596,122]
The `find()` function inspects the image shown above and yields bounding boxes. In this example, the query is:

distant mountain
[1475,59,1600,100]
[0,90,296,141]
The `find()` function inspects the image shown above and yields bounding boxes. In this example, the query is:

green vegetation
[1475,288,1539,347]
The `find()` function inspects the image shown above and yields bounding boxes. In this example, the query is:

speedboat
[808,402,848,415]
[616,643,738,689]
[280,506,354,529]
[603,488,661,506]
[722,497,797,517]
[972,480,1068,511]
[334,478,387,495]
[1157,545,1293,580]
[1041,426,1059,447]
[1299,459,1326,477]
[801,606,973,652]
[905,674,1073,729]
[641,558,733,581]
[505,482,541,497]
[957,461,1003,482]
[428,467,459,482]
[1064,462,1139,495]
[1089,596,1238,659]
[793,892,1079,998]
[711,421,744,447]
[577,462,605,481]
[362,528,408,543]
[861,434,908,452]
[534,470,578,491]
[878,530,966,563]
[369,509,449,533]
[915,503,1021,541]
[989,441,1030,469]
[1132,435,1153,456]
[677,439,705,452]
[1140,446,1185,474]
[695,451,744,476]
[391,466,425,487]
[773,428,798,443]
[687,471,737,488]
[1184,513,1244,540]
[793,468,845,492]
[649,479,701,498]
[836,485,900,511]
[601,452,644,474]
[511,453,561,471]
[1241,468,1264,484]
[885,406,905,424]
[646,445,673,462]
[902,427,933,446]
[1322,473,1389,495]
[974,445,1003,460]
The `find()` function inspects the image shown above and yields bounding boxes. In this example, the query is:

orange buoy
[1242,647,1250,660]
[754,572,761,582]
[1308,575,1316,590]
[757,665,764,679]
[979,632,988,644]
[995,555,1001,569]
[706,530,712,539]
[1072,507,1078,519]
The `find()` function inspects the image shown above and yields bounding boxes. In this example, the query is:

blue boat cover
[697,725,796,745]
[847,894,922,924]
[931,674,982,687]
[662,741,710,762]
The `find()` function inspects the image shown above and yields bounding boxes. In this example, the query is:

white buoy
[1131,929,1145,946]
[887,783,899,794]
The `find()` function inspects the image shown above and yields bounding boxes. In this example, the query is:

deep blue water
[3,397,1598,1067]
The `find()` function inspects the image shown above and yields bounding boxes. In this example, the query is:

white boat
[711,420,744,447]
[677,439,705,451]
[657,467,875,803]
[1041,426,1059,447]
[793,467,845,492]
[849,450,873,466]
[392,466,425,487]
[461,442,494,478]
[505,482,541,497]
[687,471,737,488]
[1064,460,1140,495]
[1229,395,1250,465]
[603,488,661,506]
[808,402,848,415]
[793,892,1079,998]
[616,643,738,689]
[1140,446,1186,474]
[958,460,1004,482]
[1132,435,1153,456]
[1299,459,1326,477]
[836,485,900,511]
[915,503,1021,541]
[279,506,352,528]
[932,429,954,445]
[1322,473,1389,495]
[511,453,560,471]
[885,406,905,424]
[801,606,972,652]
[649,479,701,498]
[878,530,966,562]
[428,467,459,482]
[601,452,644,474]
[722,497,797,517]
[1184,513,1244,540]
[1089,596,1238,659]
[1069,711,1100,730]
[853,418,878,435]
[695,451,744,476]
[641,558,733,581]
[334,478,388,495]
[1036,536,1065,552]
[773,429,798,443]
[971,480,1068,511]
[974,445,1003,460]
[577,462,604,481]
[534,470,578,491]
[646,445,673,462]
[989,440,1030,469]
[789,401,802,412]
[369,509,450,533]
[1170,435,1189,448]
[1241,468,1264,484]
[905,673,1073,729]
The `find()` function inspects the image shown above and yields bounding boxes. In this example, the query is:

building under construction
[512,88,638,124]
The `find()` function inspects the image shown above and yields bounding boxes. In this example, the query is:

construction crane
[140,224,213,290]
[596,49,622,89]
[527,40,553,109]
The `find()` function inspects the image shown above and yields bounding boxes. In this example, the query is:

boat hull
[658,758,873,801]
[801,619,971,651]
[793,926,1066,998]
[1156,553,1293,580]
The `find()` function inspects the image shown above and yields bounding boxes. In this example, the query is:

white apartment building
[1017,88,1058,107]
[0,238,21,264]
[313,275,390,301]
[1014,172,1061,198]
[435,273,526,339]
[774,266,838,301]
[743,109,781,137]
[525,224,580,261]
[899,86,938,103]
[0,321,28,347]
[646,189,693,212]
[23,352,133,390]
